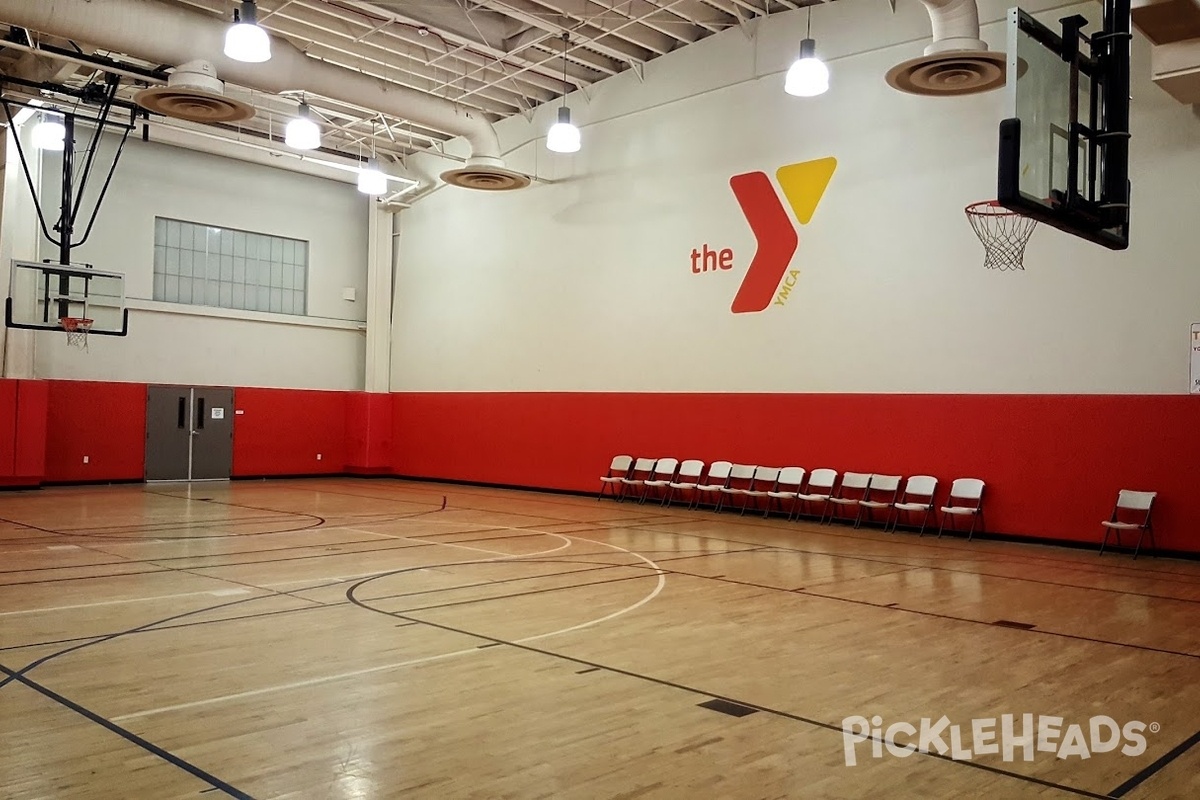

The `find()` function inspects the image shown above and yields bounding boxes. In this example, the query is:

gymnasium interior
[1,0,1198,797]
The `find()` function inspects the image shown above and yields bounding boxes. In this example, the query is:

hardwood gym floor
[0,478,1197,799]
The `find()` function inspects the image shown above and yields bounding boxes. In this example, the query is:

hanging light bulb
[546,106,581,154]
[285,102,321,150]
[785,39,829,97]
[546,33,581,153]
[785,10,829,98]
[357,157,388,196]
[32,112,65,151]
[224,1,272,63]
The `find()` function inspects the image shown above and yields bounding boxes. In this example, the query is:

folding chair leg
[918,509,930,536]
[967,513,979,542]
[934,514,947,539]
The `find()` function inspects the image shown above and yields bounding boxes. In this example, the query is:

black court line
[344,577,1113,800]
[576,667,601,674]
[618,523,1200,605]
[621,510,1200,585]
[0,664,253,799]
[0,549,745,654]
[1107,728,1200,798]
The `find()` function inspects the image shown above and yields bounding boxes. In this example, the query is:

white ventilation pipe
[0,0,502,164]
[919,0,989,55]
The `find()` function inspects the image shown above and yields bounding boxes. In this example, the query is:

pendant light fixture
[785,8,829,97]
[546,33,581,153]
[357,123,388,196]
[285,101,321,150]
[224,1,272,64]
[32,111,66,151]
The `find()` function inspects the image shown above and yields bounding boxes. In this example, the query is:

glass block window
[153,218,308,315]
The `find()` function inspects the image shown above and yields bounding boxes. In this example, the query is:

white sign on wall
[211,407,225,420]
[1192,324,1200,394]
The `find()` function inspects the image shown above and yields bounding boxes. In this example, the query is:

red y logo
[728,157,837,314]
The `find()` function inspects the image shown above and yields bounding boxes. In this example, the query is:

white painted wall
[30,135,368,389]
[391,0,1200,394]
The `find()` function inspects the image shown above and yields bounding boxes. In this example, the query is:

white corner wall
[391,0,1200,394]
[32,135,368,390]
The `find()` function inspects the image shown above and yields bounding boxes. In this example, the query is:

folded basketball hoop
[61,316,93,350]
[965,201,1037,271]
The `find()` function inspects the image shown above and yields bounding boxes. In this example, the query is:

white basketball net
[62,318,93,351]
[966,201,1038,271]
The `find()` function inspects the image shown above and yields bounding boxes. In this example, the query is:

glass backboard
[6,260,128,335]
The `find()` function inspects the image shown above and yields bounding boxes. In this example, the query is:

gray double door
[145,386,234,482]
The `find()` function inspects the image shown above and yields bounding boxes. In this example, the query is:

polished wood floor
[1,478,1197,799]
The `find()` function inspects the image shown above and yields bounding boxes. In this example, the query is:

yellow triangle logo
[775,157,837,225]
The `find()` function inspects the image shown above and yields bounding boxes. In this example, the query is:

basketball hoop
[61,317,93,350]
[965,201,1037,271]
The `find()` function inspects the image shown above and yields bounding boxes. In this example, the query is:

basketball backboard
[5,260,129,336]
[997,4,1131,250]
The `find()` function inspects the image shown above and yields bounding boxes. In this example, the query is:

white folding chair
[597,455,633,500]
[716,464,758,512]
[936,478,986,540]
[1099,490,1158,559]
[766,467,806,519]
[639,458,679,505]
[793,468,837,521]
[617,457,656,502]
[825,471,871,525]
[887,475,938,534]
[692,461,733,509]
[856,474,902,529]
[665,459,705,508]
[734,466,780,516]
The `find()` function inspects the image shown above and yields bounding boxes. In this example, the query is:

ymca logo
[690,157,836,314]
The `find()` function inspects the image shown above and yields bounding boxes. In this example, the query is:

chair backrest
[840,472,871,490]
[677,459,705,479]
[630,457,656,474]
[747,466,779,491]
[728,463,757,481]
[903,475,938,498]
[702,461,733,483]
[948,478,985,506]
[608,454,633,473]
[651,458,679,479]
[806,468,838,491]
[1116,490,1156,511]
[868,474,902,492]
[776,467,806,488]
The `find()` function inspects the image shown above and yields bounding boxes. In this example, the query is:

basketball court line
[617,521,1200,603]
[1107,727,1200,798]
[343,565,1113,800]
[110,534,665,722]
[0,588,255,617]
[0,664,252,800]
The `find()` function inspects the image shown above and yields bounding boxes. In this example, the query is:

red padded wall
[14,380,47,480]
[345,392,392,475]
[0,379,19,479]
[44,380,146,482]
[391,392,1200,553]
[232,387,347,476]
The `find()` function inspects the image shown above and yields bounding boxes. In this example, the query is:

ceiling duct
[133,60,254,123]
[0,0,528,190]
[886,0,1007,96]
